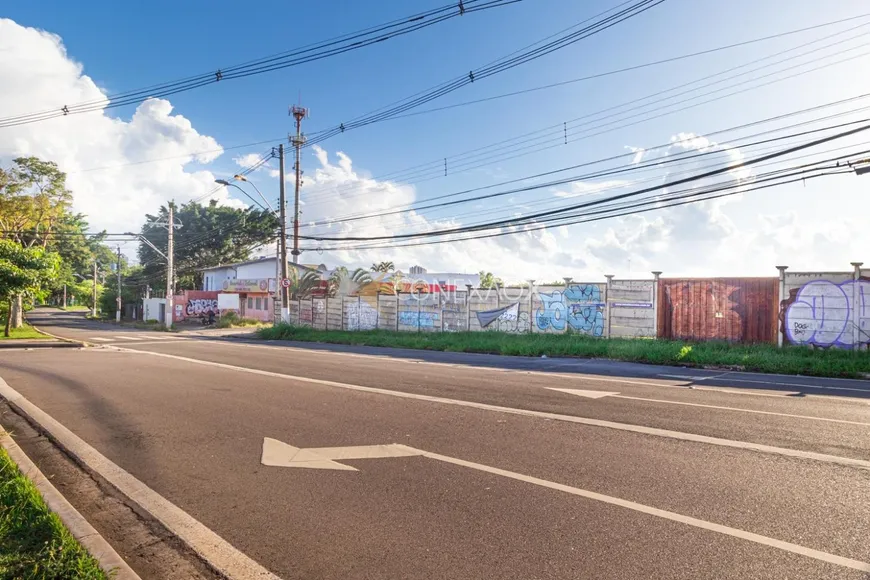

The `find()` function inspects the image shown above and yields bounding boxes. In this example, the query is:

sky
[2,0,870,282]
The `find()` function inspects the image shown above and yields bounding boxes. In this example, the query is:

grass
[216,312,265,329]
[0,320,49,341]
[257,324,870,379]
[0,447,108,580]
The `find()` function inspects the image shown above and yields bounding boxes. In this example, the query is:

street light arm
[234,175,278,215]
[125,232,167,261]
[216,180,272,214]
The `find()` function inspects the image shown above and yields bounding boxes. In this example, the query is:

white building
[201,258,327,292]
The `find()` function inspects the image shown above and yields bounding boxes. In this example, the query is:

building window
[255,297,262,310]
[247,297,253,309]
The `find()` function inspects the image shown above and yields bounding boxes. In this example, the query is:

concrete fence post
[776,266,788,347]
[376,293,380,330]
[340,294,345,331]
[651,271,662,339]
[604,274,614,339]
[416,290,422,332]
[325,295,329,330]
[396,293,401,332]
[465,285,472,332]
[851,262,864,350]
[439,292,445,333]
[528,280,535,334]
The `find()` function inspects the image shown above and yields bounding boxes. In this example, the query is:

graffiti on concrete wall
[185,298,218,316]
[784,280,869,347]
[347,300,377,331]
[398,311,439,328]
[535,284,605,336]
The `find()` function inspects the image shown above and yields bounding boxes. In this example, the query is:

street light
[233,174,278,214]
[855,165,870,176]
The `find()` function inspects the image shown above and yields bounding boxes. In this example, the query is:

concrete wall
[780,264,868,349]
[608,279,656,338]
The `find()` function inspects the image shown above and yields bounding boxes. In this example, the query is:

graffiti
[784,280,869,347]
[535,284,605,336]
[398,311,439,328]
[185,298,218,316]
[477,303,518,328]
[347,300,378,331]
[498,311,530,333]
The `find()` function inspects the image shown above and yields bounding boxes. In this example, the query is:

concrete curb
[26,318,92,347]
[0,423,141,580]
[0,376,282,580]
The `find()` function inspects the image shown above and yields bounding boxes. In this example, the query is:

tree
[478,271,503,289]
[137,200,280,291]
[289,269,324,300]
[0,240,59,336]
[370,261,395,273]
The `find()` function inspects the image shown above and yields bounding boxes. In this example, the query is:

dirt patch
[0,402,222,580]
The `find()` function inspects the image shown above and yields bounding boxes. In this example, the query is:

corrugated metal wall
[657,278,778,343]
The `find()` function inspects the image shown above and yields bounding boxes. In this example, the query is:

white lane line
[0,377,282,580]
[607,394,870,427]
[109,346,870,471]
[409,446,870,573]
[206,341,870,401]
[89,337,112,342]
[113,336,142,341]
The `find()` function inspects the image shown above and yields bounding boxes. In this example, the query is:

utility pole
[91,261,97,318]
[165,202,175,330]
[116,246,122,322]
[290,105,307,265]
[278,144,289,319]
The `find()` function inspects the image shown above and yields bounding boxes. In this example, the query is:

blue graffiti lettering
[398,311,439,328]
[536,284,605,336]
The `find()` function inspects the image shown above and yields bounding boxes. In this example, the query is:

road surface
[4,308,869,579]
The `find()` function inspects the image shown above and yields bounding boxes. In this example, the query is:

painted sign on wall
[223,279,270,292]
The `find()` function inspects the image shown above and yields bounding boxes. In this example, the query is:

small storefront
[221,278,276,322]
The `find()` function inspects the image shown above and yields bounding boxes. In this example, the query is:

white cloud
[0,18,243,243]
[3,17,867,281]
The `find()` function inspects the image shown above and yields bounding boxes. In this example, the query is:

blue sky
[3,0,870,279]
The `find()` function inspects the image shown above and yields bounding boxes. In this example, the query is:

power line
[0,0,520,129]
[299,120,870,243]
[303,0,666,147]
[297,23,870,206]
[300,97,870,230]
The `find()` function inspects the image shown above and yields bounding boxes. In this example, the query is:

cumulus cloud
[0,18,243,239]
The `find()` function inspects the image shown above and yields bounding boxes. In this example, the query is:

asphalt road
[6,308,870,579]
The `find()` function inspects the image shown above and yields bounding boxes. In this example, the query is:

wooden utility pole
[116,246,122,322]
[278,144,289,317]
[91,261,97,317]
[166,202,175,329]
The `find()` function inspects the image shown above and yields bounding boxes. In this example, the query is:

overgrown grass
[0,319,49,341]
[0,447,108,579]
[257,324,870,379]
[216,312,264,329]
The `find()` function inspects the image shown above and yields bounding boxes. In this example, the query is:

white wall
[143,298,166,322]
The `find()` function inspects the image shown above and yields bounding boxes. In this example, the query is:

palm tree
[370,261,395,273]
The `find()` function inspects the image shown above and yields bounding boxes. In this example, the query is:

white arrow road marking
[261,438,422,471]
[89,337,112,342]
[262,438,870,573]
[547,388,620,399]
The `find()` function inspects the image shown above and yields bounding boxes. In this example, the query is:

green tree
[0,240,59,336]
[370,261,395,273]
[328,267,372,296]
[478,271,503,289]
[137,201,280,291]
